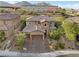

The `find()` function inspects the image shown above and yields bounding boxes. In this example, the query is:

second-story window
[45,24,46,26]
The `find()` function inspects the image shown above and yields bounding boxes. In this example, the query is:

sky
[6,1,79,9]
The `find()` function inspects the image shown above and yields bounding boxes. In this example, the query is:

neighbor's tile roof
[27,15,53,22]
[0,13,20,20]
[67,17,79,23]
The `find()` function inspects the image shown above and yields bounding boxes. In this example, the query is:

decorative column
[43,34,44,40]
[30,34,32,49]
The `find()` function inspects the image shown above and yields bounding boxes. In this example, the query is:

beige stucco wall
[41,21,49,29]
[41,21,50,36]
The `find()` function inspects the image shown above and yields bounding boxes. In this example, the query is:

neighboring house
[66,17,79,24]
[0,13,21,39]
[22,5,60,13]
[66,17,79,48]
[23,15,55,42]
[0,5,20,13]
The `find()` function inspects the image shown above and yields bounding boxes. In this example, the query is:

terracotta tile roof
[27,15,53,22]
[0,13,20,20]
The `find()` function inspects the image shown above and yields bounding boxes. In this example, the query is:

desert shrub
[58,43,65,49]
[0,31,6,42]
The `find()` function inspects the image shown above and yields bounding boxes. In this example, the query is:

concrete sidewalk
[0,50,79,57]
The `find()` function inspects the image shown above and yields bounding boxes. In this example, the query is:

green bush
[49,29,61,40]
[21,15,26,30]
[50,20,76,41]
[53,16,65,22]
[16,32,25,46]
[58,43,65,49]
[49,21,64,41]
[21,20,26,30]
[54,21,63,29]
[62,21,76,41]
[0,31,6,42]
[74,24,79,35]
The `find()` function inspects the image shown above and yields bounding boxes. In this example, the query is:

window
[44,30,47,35]
[38,21,40,24]
[45,24,46,26]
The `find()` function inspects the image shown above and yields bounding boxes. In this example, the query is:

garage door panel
[32,35,43,39]
[31,35,44,52]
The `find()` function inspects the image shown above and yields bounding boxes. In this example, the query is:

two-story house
[23,15,55,40]
[0,13,21,39]
[22,15,55,52]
